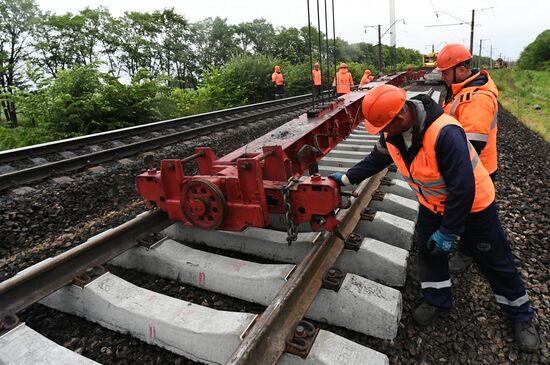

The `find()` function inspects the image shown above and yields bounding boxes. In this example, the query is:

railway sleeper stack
[1,120,420,364]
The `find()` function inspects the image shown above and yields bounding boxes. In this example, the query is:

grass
[490,68,550,142]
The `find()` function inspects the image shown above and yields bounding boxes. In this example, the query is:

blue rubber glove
[328,172,349,186]
[426,230,456,255]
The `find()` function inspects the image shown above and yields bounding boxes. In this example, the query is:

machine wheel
[180,179,226,230]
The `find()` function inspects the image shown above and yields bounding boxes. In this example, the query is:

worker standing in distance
[312,62,322,99]
[436,43,499,274]
[328,84,540,353]
[272,65,284,99]
[359,68,374,88]
[332,63,354,96]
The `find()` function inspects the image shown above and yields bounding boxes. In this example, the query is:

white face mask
[402,126,414,149]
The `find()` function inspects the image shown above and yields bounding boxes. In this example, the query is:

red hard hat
[362,84,407,135]
[340,63,348,68]
[436,43,472,71]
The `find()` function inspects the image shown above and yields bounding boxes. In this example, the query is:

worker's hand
[426,230,456,255]
[328,172,350,186]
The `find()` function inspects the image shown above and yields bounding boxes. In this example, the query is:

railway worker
[312,62,322,98]
[272,65,284,99]
[328,84,540,353]
[406,67,414,83]
[359,68,374,88]
[332,63,354,96]
[436,43,500,274]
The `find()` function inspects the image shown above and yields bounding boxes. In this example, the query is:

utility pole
[365,19,405,75]
[428,7,492,55]
[378,25,382,73]
[490,44,493,68]
[478,38,483,69]
[470,10,475,54]
[479,38,489,69]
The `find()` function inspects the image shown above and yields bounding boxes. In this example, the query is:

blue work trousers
[416,201,534,323]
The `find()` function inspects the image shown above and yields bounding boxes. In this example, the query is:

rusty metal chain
[282,177,299,245]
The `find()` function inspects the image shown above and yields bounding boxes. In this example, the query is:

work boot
[413,301,450,326]
[513,320,540,353]
[448,250,474,274]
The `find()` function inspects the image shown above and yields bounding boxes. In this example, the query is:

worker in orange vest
[312,62,322,98]
[332,63,354,96]
[272,65,284,99]
[359,68,373,88]
[329,84,539,353]
[437,43,500,274]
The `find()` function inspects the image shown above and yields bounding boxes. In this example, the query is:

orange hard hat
[364,69,371,74]
[362,84,407,135]
[274,65,281,71]
[340,63,347,68]
[436,43,472,71]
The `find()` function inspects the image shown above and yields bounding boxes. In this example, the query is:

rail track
[1,85,444,364]
[0,94,323,192]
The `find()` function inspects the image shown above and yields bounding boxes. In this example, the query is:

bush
[0,126,60,150]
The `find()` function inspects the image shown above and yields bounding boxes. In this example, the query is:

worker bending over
[329,84,539,353]
[359,68,373,88]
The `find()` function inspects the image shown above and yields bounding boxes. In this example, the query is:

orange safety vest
[386,114,495,214]
[444,70,499,174]
[312,69,322,86]
[359,74,373,87]
[333,70,353,94]
[272,72,284,86]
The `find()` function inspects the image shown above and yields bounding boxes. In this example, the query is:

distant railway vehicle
[422,52,438,68]
[494,58,508,69]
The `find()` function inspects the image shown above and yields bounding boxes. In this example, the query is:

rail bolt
[285,320,319,358]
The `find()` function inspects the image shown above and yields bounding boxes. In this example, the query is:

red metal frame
[136,73,406,233]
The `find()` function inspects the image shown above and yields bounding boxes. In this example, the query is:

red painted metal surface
[136,73,406,232]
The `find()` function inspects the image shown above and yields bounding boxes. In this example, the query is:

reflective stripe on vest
[334,72,352,94]
[446,89,498,174]
[385,114,494,214]
[448,90,498,131]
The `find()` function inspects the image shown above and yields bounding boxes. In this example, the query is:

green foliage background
[0,1,433,150]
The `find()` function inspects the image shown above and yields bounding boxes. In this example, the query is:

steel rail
[226,170,386,365]
[0,94,321,165]
[0,209,172,317]
[0,98,313,191]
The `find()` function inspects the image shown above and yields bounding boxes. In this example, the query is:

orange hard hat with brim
[340,63,348,68]
[362,85,407,135]
[436,43,472,71]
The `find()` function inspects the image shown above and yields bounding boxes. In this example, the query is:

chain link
[282,177,299,245]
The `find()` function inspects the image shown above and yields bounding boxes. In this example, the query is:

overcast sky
[36,0,549,61]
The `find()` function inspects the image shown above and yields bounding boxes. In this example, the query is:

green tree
[235,19,275,54]
[0,0,39,127]
[517,30,550,70]
[32,7,119,78]
[272,27,308,64]
[191,17,239,72]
